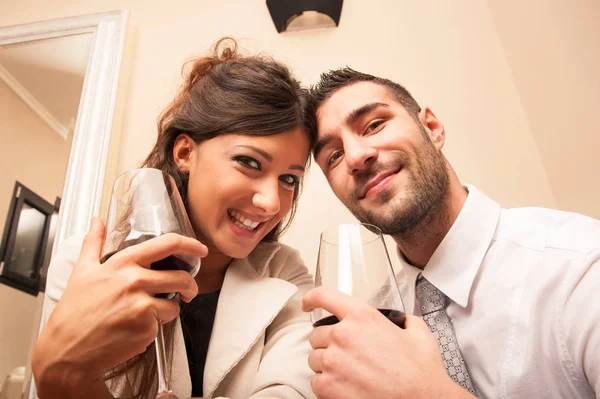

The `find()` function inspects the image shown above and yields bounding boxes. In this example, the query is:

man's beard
[344,133,449,237]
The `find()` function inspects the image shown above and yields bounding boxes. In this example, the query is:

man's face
[313,82,449,235]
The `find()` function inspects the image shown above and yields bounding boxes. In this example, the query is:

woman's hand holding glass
[32,169,207,398]
[32,218,207,396]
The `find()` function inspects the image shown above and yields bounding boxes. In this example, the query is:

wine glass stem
[155,321,175,397]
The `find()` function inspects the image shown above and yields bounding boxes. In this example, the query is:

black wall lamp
[266,0,344,33]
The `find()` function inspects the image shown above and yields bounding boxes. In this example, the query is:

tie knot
[416,275,447,315]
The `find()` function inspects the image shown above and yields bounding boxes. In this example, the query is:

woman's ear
[418,107,446,151]
[173,134,195,173]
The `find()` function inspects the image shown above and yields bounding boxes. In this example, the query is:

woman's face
[174,128,309,258]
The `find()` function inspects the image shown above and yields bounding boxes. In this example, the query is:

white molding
[0,62,70,139]
[55,10,128,246]
[0,10,129,399]
[0,10,128,244]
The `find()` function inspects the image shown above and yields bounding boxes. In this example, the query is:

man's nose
[345,137,378,176]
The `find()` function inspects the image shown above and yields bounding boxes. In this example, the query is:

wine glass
[311,223,405,328]
[101,168,201,399]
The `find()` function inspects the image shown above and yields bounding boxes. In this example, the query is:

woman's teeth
[228,209,260,231]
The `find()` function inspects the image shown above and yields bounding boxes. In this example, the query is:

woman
[31,38,316,399]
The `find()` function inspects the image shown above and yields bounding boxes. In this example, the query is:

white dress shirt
[396,185,600,398]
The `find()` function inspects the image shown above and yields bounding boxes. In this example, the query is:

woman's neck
[194,250,232,294]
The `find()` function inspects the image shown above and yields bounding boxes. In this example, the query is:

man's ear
[172,134,195,173]
[418,107,445,151]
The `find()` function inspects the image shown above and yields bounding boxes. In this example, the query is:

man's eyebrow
[313,134,333,161]
[345,102,389,126]
[313,102,389,160]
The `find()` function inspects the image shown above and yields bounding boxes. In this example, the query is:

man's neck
[393,183,467,269]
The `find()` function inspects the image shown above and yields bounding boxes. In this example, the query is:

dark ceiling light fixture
[266,0,344,33]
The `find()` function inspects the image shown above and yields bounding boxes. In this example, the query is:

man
[300,68,600,398]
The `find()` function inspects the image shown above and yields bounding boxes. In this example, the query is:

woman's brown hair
[105,37,314,398]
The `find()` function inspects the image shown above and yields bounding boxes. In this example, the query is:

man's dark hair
[305,67,422,149]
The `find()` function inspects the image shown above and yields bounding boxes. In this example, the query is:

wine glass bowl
[101,168,200,398]
[311,223,405,328]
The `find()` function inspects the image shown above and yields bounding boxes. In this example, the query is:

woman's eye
[234,156,261,170]
[327,150,344,167]
[280,174,299,187]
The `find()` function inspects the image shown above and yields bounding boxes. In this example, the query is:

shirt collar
[397,185,501,308]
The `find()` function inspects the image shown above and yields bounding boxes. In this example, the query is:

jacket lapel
[170,317,192,397]
[203,253,298,397]
[168,242,298,398]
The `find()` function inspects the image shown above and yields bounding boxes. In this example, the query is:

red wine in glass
[313,309,406,328]
[311,223,406,333]
[101,233,196,298]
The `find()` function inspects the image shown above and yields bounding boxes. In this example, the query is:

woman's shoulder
[45,233,85,301]
[55,233,86,258]
[247,241,310,279]
[51,233,86,272]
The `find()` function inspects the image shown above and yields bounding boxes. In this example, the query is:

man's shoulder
[496,206,600,254]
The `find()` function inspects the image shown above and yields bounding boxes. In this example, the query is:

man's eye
[327,150,344,166]
[234,156,261,170]
[365,120,385,134]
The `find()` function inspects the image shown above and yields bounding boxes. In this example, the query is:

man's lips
[359,169,400,199]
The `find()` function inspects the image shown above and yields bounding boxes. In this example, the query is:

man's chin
[352,196,406,231]
[360,189,399,210]
[353,207,393,229]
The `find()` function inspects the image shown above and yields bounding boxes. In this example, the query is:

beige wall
[0,0,563,273]
[487,0,600,219]
[0,80,72,384]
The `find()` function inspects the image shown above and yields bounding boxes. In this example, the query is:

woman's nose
[252,182,281,216]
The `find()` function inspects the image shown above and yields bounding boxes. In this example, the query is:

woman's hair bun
[186,37,239,89]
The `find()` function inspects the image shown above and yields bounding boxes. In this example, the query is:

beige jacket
[41,235,316,398]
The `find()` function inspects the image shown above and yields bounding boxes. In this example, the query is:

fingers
[311,373,327,399]
[308,348,325,373]
[152,297,181,323]
[309,324,333,349]
[302,286,367,320]
[133,268,198,302]
[111,233,208,268]
[404,314,429,331]
[79,217,106,263]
